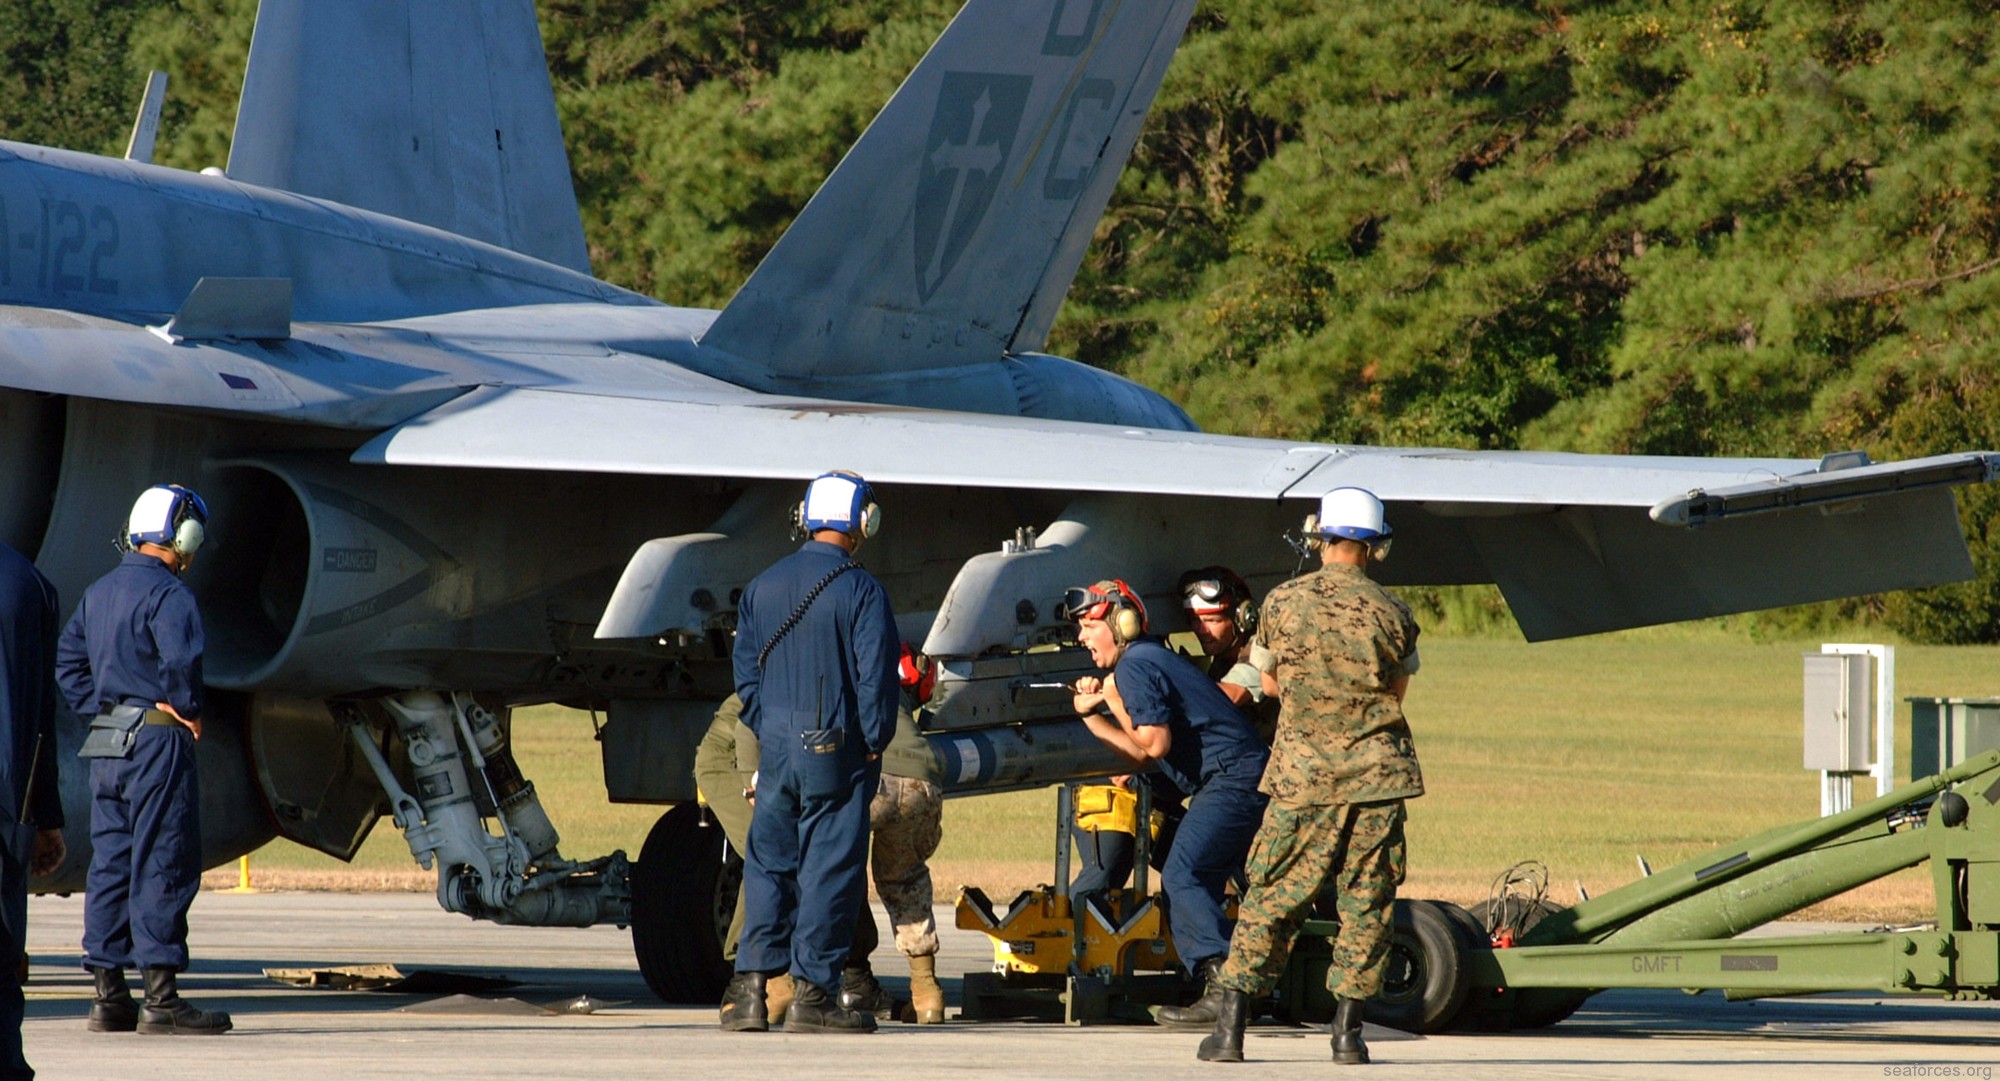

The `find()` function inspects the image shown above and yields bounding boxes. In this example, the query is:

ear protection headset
[792,470,883,542]
[1061,579,1149,645]
[1178,566,1257,639]
[117,484,209,562]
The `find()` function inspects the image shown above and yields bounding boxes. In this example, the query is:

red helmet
[898,642,937,704]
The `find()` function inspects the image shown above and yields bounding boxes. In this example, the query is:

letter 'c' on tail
[701,0,1203,379]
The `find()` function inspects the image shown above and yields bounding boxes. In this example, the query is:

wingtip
[1648,491,1699,527]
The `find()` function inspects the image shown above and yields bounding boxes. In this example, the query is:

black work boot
[1156,958,1227,1030]
[1331,996,1369,1065]
[837,963,898,1021]
[137,967,231,1035]
[1195,987,1249,1063]
[718,971,770,1032]
[784,978,878,1033]
[86,966,137,1033]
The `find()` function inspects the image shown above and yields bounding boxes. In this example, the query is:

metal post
[1054,783,1074,901]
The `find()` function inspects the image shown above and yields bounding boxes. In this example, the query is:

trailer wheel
[631,803,741,1003]
[1464,898,1591,1029]
[1363,899,1471,1034]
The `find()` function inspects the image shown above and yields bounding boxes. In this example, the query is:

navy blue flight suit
[1112,638,1269,971]
[731,540,899,995]
[0,545,62,1081]
[54,553,205,975]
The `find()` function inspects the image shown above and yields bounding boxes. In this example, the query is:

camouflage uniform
[1216,561,1423,1001]
[691,696,760,962]
[868,706,945,956]
[868,774,942,955]
[693,696,943,960]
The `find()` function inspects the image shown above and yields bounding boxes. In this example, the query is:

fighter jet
[2,0,1991,1000]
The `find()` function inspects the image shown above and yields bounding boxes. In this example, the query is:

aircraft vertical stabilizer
[701,0,1201,379]
[226,0,591,274]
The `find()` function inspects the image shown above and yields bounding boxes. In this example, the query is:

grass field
[209,629,2000,922]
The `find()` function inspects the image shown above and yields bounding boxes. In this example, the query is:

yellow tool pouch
[1074,783,1160,839]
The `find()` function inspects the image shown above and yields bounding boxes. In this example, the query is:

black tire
[1363,899,1471,1034]
[631,803,741,1003]
[1433,899,1489,950]
[1463,898,1591,1029]
[1467,896,1563,943]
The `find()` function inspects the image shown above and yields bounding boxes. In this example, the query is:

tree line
[5,0,1996,640]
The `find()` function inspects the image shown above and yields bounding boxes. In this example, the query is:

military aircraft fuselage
[0,134,1197,892]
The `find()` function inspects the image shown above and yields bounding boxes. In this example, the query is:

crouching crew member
[1197,488,1423,1066]
[696,645,946,1026]
[861,645,948,1024]
[1062,580,1268,1031]
[55,485,230,1035]
[720,471,899,1034]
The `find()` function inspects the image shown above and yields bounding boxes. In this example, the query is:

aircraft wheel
[630,802,741,1003]
[1363,899,1471,1034]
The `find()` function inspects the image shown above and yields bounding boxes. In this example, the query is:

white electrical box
[1803,652,1874,772]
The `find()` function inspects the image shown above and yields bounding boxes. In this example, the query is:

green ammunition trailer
[1281,750,2000,1031]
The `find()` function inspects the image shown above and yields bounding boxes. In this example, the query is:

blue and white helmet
[1316,487,1390,544]
[798,471,881,538]
[125,484,209,557]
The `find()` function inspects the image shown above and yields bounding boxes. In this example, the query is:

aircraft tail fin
[225,0,591,274]
[701,0,1200,378]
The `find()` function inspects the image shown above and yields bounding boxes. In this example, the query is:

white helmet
[1316,487,1390,544]
[794,470,882,539]
[122,483,208,559]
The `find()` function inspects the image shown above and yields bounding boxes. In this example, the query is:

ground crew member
[1196,487,1422,1066]
[695,649,946,1025]
[720,471,898,1035]
[1063,579,1268,1029]
[55,485,230,1035]
[0,542,66,1076]
[859,645,948,1025]
[1176,566,1278,734]
[1072,568,1270,928]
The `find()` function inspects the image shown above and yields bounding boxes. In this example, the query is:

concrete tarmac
[17,891,1998,1080]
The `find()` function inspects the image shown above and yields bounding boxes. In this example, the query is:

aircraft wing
[354,383,1991,516]
[353,383,1998,642]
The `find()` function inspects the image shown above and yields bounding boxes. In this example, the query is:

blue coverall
[54,553,205,974]
[1113,638,1269,971]
[731,540,899,995]
[0,544,61,1081]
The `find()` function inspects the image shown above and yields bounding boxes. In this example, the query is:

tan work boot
[764,972,796,1021]
[900,954,946,1024]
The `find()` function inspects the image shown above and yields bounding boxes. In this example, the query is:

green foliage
[126,0,255,172]
[12,0,2000,641]
[0,0,173,154]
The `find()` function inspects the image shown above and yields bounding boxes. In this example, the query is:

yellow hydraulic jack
[955,781,1200,1023]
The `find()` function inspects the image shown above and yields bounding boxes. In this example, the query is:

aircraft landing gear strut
[339,691,631,927]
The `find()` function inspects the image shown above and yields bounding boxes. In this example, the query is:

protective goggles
[1181,579,1232,612]
[1060,585,1118,623]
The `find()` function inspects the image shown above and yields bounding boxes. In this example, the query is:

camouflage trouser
[1216,799,1406,1000]
[691,715,756,964]
[868,774,943,956]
